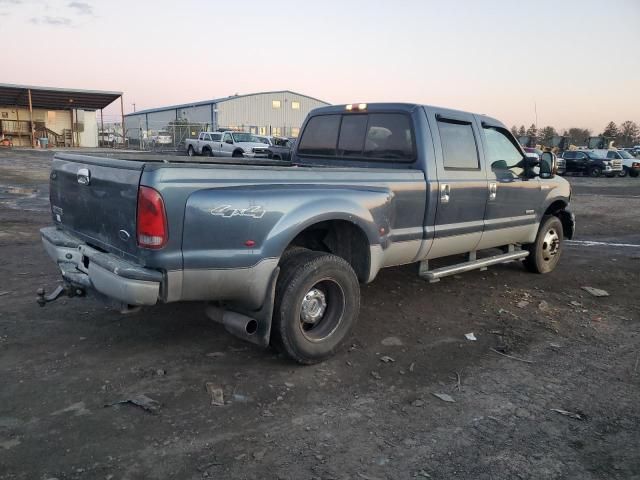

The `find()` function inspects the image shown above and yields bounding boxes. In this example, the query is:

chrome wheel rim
[299,279,345,341]
[541,228,560,262]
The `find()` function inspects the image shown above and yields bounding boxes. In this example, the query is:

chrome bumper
[40,227,162,306]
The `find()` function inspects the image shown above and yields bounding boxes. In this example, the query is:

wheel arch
[278,217,375,283]
[543,199,574,239]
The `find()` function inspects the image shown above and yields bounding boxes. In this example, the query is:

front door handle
[489,182,497,200]
[440,184,450,203]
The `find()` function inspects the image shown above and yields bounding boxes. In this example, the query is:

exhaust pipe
[205,304,260,345]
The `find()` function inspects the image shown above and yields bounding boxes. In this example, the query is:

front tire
[271,251,360,364]
[523,215,563,274]
[630,169,639,178]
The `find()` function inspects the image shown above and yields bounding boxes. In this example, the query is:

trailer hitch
[36,284,85,307]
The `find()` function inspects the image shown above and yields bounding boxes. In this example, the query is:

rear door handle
[440,184,450,203]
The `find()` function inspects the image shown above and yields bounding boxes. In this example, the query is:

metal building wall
[216,92,328,136]
[123,91,330,144]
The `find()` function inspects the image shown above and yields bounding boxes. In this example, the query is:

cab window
[223,133,233,143]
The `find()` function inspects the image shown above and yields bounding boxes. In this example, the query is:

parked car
[592,149,640,177]
[523,147,543,160]
[39,102,574,364]
[557,150,622,177]
[266,137,295,161]
[185,131,269,158]
[150,131,172,147]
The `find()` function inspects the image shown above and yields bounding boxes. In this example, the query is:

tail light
[137,186,168,249]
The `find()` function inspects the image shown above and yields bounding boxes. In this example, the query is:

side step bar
[419,249,529,283]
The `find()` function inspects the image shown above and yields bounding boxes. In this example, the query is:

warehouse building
[124,90,329,147]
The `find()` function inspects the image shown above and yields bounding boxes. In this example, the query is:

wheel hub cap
[300,288,327,324]
[542,228,560,261]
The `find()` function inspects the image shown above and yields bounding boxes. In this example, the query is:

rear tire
[589,166,602,177]
[271,251,360,364]
[187,145,195,157]
[523,215,563,274]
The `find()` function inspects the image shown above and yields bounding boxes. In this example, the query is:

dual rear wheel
[271,250,360,364]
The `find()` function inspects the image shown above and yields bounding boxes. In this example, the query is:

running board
[419,250,529,283]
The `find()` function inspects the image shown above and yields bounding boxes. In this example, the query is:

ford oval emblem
[118,229,131,241]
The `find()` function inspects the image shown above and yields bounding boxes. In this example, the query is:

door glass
[482,127,524,178]
[223,133,232,143]
[437,120,479,169]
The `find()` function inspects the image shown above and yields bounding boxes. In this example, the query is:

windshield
[588,151,606,159]
[618,150,633,159]
[232,133,257,143]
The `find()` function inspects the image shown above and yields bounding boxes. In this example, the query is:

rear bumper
[41,226,162,306]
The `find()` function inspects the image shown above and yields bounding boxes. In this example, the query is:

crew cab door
[573,151,589,172]
[425,110,487,258]
[476,122,540,249]
[220,132,234,156]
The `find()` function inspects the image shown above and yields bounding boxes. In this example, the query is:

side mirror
[491,160,508,170]
[225,139,234,145]
[539,152,556,178]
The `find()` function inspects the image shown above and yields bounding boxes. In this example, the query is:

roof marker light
[345,104,353,111]
[358,103,367,110]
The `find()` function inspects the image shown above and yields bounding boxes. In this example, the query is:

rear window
[211,133,222,141]
[298,113,415,161]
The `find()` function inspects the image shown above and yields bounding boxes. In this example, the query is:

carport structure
[0,83,123,147]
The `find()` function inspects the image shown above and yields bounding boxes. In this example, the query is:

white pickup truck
[185,131,270,158]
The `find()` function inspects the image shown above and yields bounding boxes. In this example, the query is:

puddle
[0,183,49,212]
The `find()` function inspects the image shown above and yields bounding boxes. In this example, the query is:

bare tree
[538,126,558,146]
[602,121,619,139]
[618,121,639,147]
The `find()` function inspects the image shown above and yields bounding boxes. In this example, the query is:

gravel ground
[0,149,639,480]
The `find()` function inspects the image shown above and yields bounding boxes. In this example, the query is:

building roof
[126,90,330,117]
[0,83,122,110]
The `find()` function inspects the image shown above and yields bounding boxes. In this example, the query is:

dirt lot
[0,149,639,480]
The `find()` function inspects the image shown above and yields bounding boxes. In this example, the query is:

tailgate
[49,154,144,260]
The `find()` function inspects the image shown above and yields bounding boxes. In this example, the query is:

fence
[121,120,300,152]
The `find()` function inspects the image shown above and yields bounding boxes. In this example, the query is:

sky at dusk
[1,0,639,133]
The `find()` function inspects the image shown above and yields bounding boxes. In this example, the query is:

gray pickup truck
[40,103,574,364]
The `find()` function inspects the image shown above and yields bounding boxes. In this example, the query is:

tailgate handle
[77,168,91,186]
